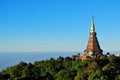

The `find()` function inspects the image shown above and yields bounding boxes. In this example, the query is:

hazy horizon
[0,51,120,71]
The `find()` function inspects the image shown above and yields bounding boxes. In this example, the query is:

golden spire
[91,16,95,32]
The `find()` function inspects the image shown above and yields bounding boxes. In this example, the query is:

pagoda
[84,17,103,58]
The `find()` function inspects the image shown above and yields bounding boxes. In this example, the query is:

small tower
[84,17,103,58]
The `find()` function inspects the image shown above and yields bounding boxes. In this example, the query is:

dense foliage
[0,54,120,80]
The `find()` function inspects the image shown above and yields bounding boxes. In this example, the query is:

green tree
[88,70,108,80]
[74,69,87,80]
[55,69,76,80]
[115,75,120,80]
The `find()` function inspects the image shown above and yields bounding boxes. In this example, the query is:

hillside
[0,54,120,80]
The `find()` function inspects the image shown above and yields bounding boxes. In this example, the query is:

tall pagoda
[84,17,103,58]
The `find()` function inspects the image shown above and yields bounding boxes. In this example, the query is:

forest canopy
[0,54,120,80]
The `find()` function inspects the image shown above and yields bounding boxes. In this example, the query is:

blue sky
[0,0,120,52]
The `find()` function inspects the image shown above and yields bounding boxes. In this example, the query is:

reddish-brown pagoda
[72,17,103,61]
[84,17,103,58]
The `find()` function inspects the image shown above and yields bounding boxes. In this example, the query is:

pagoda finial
[91,16,95,32]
